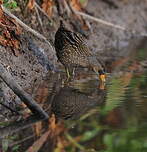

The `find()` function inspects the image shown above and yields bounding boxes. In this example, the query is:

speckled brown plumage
[54,21,105,80]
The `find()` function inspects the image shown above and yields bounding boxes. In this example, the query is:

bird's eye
[98,70,105,75]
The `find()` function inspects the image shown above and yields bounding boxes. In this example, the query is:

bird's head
[92,63,106,83]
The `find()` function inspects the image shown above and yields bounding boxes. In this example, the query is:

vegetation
[3,0,17,9]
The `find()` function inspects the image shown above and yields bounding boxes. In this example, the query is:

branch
[65,0,147,37]
[0,63,48,119]
[74,10,147,37]
[74,10,126,31]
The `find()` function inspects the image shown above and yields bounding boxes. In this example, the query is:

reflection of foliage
[136,48,147,61]
[12,145,20,152]
[64,108,103,152]
[101,77,126,114]
[102,125,147,152]
[129,72,147,89]
[2,135,20,152]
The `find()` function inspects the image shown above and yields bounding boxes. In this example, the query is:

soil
[0,0,147,121]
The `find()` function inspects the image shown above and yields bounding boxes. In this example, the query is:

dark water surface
[1,38,147,152]
[51,38,147,152]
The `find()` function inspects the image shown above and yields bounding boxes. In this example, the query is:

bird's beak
[99,74,106,82]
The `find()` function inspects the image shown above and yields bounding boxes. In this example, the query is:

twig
[9,134,35,148]
[63,0,71,16]
[0,63,48,119]
[35,2,51,21]
[75,10,126,31]
[65,0,75,15]
[1,5,54,53]
[64,0,126,31]
[0,115,43,138]
[34,5,44,32]
[0,102,20,115]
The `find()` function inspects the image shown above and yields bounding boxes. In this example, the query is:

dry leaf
[45,114,66,139]
[0,5,22,56]
[42,0,54,17]
[33,121,42,137]
[70,0,83,11]
[27,0,35,10]
[49,114,56,131]
[0,3,3,18]
[0,0,2,5]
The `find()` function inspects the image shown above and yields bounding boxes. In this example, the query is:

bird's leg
[72,67,75,77]
[93,67,99,76]
[62,67,71,85]
[65,67,70,80]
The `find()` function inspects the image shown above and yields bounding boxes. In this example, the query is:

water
[0,38,147,152]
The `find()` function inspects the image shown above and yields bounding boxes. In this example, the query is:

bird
[52,86,106,119]
[54,20,106,82]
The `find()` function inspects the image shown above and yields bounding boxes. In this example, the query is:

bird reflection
[51,83,106,120]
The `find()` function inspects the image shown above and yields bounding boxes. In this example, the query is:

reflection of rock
[52,86,106,120]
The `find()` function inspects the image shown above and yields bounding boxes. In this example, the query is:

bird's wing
[64,31,92,56]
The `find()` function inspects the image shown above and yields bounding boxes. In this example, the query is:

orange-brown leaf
[27,0,35,10]
[0,4,3,18]
[70,0,82,11]
[33,121,42,137]
[0,35,7,46]
[42,0,54,17]
[49,114,56,131]
[0,0,2,5]
[0,9,22,55]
